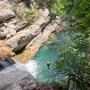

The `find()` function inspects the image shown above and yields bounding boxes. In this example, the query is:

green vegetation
[55,31,89,89]
[39,0,65,18]
[12,4,36,24]
[25,6,37,24]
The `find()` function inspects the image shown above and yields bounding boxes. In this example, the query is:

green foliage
[25,6,36,24]
[63,0,90,35]
[40,0,65,16]
[12,4,36,24]
[50,0,65,16]
[55,32,89,89]
[12,4,23,20]
[46,0,90,89]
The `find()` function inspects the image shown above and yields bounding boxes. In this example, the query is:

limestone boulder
[0,9,15,22]
[38,8,49,17]
[0,0,11,10]
[6,17,50,52]
[0,19,27,39]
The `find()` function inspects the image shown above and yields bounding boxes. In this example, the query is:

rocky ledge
[0,71,54,90]
[0,0,61,62]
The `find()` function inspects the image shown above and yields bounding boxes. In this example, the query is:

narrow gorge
[0,0,90,90]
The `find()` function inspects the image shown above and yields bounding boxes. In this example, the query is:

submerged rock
[0,0,28,39]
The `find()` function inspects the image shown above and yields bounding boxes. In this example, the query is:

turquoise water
[34,44,57,83]
[34,30,83,83]
[34,31,76,83]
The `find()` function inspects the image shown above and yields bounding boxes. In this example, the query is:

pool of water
[34,30,76,83]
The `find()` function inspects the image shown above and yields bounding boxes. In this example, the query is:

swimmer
[46,61,50,69]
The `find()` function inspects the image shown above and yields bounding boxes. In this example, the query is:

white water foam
[0,60,38,78]
[25,60,38,77]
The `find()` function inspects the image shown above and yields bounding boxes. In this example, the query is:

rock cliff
[0,0,61,62]
[0,0,61,89]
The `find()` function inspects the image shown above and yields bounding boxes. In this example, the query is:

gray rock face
[0,71,37,90]
[0,56,15,69]
[0,70,54,90]
[0,0,15,22]
[0,0,16,39]
[0,19,27,39]
[6,17,50,52]
[0,0,28,39]
[0,9,15,22]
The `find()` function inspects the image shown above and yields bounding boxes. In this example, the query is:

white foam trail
[25,60,38,78]
[0,63,26,73]
[0,60,38,78]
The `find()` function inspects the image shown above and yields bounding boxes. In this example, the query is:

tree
[55,32,90,89]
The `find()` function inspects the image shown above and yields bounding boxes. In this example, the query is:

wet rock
[36,84,53,90]
[0,70,54,90]
[0,56,15,69]
[0,71,37,90]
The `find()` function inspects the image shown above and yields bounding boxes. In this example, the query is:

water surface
[34,31,76,83]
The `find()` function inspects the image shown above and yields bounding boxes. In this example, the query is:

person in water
[46,61,50,69]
